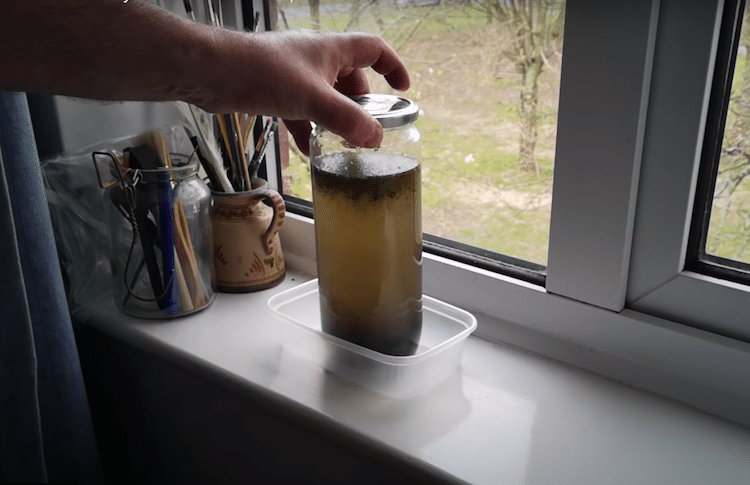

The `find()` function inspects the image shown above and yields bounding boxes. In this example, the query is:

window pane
[275,0,564,266]
[707,3,750,266]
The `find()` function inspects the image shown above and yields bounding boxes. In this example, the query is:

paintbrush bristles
[241,114,256,150]
[176,101,233,192]
[216,114,232,165]
[136,130,171,168]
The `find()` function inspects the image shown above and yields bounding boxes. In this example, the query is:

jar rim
[351,94,419,128]
[110,152,199,183]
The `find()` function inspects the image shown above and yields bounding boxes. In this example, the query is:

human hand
[188,29,411,155]
[0,1,409,155]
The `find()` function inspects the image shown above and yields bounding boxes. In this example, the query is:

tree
[347,0,384,32]
[473,0,565,174]
[708,5,750,260]
[310,0,320,30]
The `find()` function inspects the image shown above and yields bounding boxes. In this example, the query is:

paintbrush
[248,120,277,180]
[205,0,220,27]
[182,0,196,21]
[241,114,257,150]
[253,11,261,32]
[175,101,233,192]
[215,114,237,187]
[233,112,252,190]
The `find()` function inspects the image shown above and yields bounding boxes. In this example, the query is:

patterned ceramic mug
[211,177,285,292]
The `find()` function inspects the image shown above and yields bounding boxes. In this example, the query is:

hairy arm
[0,0,410,151]
[0,1,208,103]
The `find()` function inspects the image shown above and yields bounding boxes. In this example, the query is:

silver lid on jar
[351,94,419,129]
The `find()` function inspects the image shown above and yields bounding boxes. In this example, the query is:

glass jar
[309,94,422,356]
[105,155,215,318]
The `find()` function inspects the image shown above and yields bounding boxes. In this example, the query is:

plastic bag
[42,136,132,315]
[41,127,196,316]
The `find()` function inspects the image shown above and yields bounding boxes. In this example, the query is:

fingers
[289,86,384,155]
[290,69,378,155]
[334,67,370,97]
[284,119,313,156]
[307,87,384,152]
[227,31,408,154]
[296,33,405,150]
[342,34,411,92]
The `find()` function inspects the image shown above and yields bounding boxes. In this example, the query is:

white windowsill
[73,213,750,485]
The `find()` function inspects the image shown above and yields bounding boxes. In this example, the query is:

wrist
[180,27,270,115]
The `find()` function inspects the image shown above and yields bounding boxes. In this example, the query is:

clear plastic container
[268,279,477,398]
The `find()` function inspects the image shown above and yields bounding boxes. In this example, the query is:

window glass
[706,3,750,266]
[275,0,565,266]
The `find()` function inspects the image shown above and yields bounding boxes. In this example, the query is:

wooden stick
[173,247,194,312]
[216,114,233,165]
[241,114,257,153]
[154,135,205,309]
[174,201,206,308]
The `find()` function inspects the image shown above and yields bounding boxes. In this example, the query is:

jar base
[117,292,216,319]
[216,268,286,293]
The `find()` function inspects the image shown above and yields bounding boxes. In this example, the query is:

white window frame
[546,0,659,311]
[264,0,750,426]
[627,0,750,342]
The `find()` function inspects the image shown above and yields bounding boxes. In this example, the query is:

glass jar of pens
[201,113,286,292]
[97,129,216,319]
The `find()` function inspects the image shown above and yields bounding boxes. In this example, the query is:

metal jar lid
[351,94,419,129]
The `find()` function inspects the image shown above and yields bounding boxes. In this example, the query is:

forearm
[0,0,411,150]
[0,0,219,103]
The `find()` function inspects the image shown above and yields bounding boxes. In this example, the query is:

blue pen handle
[157,175,179,315]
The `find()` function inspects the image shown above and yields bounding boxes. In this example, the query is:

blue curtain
[0,92,102,483]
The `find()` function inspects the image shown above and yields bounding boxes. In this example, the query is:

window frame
[257,0,750,425]
[686,0,750,284]
[546,0,660,312]
[627,0,750,342]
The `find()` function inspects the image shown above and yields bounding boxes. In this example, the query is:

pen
[156,170,179,315]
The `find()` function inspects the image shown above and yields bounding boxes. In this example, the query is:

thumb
[309,88,383,149]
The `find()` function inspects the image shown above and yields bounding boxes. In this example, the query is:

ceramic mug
[211,177,285,292]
